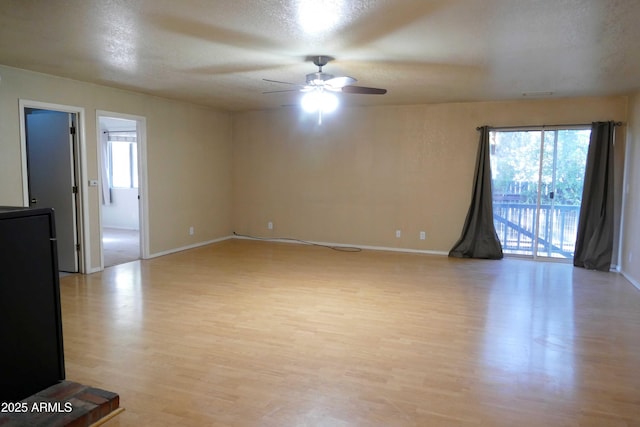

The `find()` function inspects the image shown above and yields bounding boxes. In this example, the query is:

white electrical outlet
[189,226,194,235]
[420,231,426,240]
[395,229,401,238]
[268,221,273,230]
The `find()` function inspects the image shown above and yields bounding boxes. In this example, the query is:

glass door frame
[490,125,590,262]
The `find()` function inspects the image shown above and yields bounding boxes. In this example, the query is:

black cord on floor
[232,231,362,252]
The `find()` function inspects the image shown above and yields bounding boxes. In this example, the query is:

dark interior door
[25,109,79,273]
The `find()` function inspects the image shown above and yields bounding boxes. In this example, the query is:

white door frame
[96,110,149,268]
[19,99,89,273]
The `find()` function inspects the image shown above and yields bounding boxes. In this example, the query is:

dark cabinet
[0,207,65,402]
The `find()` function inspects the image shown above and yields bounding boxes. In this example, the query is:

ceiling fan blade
[325,76,357,88]
[341,85,387,95]
[263,78,304,87]
[262,89,300,94]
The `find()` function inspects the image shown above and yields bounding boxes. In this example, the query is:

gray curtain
[449,126,503,259]
[573,121,615,271]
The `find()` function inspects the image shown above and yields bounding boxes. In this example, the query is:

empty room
[1,1,639,426]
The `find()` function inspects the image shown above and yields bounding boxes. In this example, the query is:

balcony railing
[493,203,580,258]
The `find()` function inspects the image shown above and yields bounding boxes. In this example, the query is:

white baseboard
[231,234,449,256]
[85,266,103,274]
[145,234,449,262]
[621,270,640,292]
[147,235,235,259]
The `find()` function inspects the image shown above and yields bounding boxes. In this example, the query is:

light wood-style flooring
[59,239,640,426]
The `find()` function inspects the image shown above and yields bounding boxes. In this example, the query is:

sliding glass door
[490,128,590,260]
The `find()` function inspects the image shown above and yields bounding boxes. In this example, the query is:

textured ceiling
[1,0,639,112]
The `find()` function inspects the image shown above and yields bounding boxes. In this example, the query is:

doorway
[23,107,81,273]
[490,127,591,260]
[98,113,146,268]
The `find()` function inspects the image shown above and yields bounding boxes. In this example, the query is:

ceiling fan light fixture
[262,55,387,119]
[301,91,339,113]
[306,72,334,86]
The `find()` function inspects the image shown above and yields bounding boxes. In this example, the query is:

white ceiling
[1,0,639,112]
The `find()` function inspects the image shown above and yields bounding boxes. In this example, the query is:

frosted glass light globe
[301,91,338,113]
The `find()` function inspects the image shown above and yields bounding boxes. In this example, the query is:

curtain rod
[477,122,623,131]
[103,129,137,133]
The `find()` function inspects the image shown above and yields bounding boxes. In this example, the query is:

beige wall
[621,92,640,287]
[233,96,628,254]
[0,65,233,272]
[1,63,634,274]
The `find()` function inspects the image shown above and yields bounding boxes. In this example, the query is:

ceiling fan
[263,55,387,96]
[263,56,386,123]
